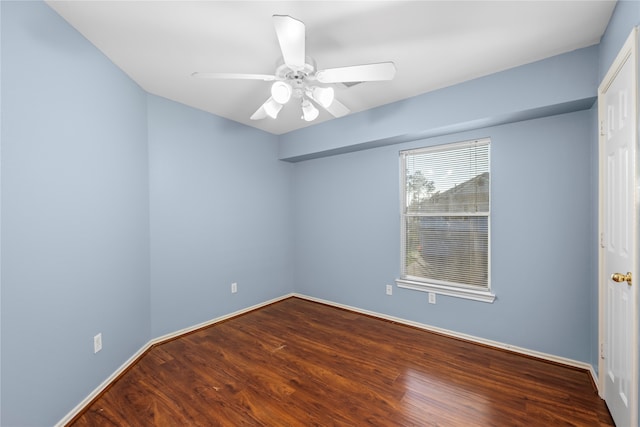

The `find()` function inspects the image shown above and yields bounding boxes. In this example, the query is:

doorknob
[611,272,632,286]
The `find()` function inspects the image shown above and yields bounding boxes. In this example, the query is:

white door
[599,28,639,427]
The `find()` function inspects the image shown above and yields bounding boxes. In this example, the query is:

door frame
[598,26,639,425]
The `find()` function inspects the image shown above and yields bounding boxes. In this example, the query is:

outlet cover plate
[428,292,436,304]
[94,333,102,354]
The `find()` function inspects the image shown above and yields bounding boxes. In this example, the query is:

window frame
[396,138,495,303]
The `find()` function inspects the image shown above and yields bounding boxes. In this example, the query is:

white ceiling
[46,1,616,135]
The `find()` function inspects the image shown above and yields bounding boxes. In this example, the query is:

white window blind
[399,139,491,295]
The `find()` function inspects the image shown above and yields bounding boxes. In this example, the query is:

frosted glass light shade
[271,81,292,104]
[264,98,283,119]
[301,100,319,121]
[311,86,334,108]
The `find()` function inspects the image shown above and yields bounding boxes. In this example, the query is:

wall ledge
[281,97,595,162]
[279,45,598,162]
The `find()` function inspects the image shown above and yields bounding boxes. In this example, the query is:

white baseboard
[55,293,294,427]
[148,294,294,345]
[588,365,600,393]
[57,292,600,426]
[293,293,599,382]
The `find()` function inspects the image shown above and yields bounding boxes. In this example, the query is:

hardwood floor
[69,297,614,426]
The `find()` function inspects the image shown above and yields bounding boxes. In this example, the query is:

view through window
[399,139,491,297]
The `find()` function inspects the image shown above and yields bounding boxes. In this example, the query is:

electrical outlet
[94,333,102,354]
[428,292,436,304]
[231,282,238,294]
[386,284,393,296]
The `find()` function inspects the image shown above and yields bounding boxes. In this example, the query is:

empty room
[1,0,639,426]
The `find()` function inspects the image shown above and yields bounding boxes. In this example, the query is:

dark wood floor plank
[69,297,614,426]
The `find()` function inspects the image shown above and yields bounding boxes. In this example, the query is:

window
[396,138,494,303]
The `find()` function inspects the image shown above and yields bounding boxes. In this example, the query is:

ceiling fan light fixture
[264,97,283,119]
[271,81,292,104]
[301,99,319,121]
[311,86,334,108]
[194,15,397,125]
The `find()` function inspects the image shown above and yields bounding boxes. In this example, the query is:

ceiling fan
[192,15,396,122]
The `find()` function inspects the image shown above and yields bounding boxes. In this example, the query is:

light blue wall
[148,95,294,337]
[283,15,600,366]
[1,2,150,425]
[1,2,295,425]
[0,0,632,425]
[292,111,594,362]
[279,45,598,161]
[0,0,3,422]
[598,1,640,81]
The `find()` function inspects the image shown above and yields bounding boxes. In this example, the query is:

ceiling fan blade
[191,72,276,81]
[250,97,283,120]
[250,105,268,121]
[324,98,350,118]
[273,15,305,71]
[307,90,350,118]
[316,62,396,83]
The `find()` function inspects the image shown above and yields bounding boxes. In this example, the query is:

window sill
[395,278,496,303]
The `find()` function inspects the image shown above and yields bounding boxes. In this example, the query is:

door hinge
[600,232,606,248]
[600,120,606,136]
[601,342,606,359]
